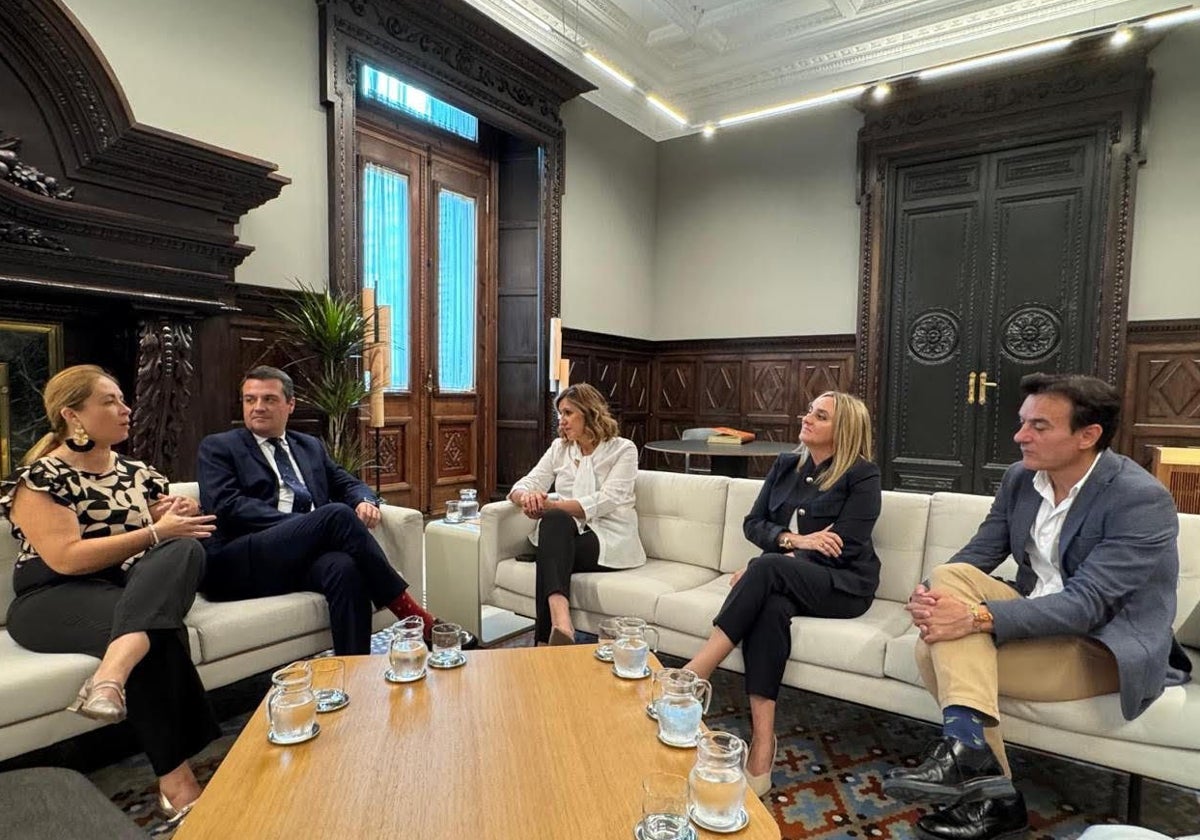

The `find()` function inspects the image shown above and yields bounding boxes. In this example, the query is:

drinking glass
[638,773,690,840]
[430,622,469,666]
[596,617,622,662]
[310,657,348,712]
[458,488,479,520]
[444,500,463,523]
[612,635,650,678]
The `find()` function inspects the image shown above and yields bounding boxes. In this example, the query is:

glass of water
[458,488,479,520]
[444,500,463,523]
[266,662,317,744]
[388,616,428,681]
[639,773,690,840]
[310,657,348,712]
[596,617,621,662]
[430,622,469,666]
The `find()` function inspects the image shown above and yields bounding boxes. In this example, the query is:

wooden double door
[357,124,495,514]
[882,136,1106,494]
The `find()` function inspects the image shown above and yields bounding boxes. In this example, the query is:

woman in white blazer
[509,383,646,644]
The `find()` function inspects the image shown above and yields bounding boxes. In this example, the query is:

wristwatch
[778,533,793,551]
[968,602,994,631]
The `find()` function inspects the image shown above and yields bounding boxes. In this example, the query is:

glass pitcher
[612,617,659,678]
[388,616,428,681]
[651,667,712,747]
[266,661,317,744]
[688,731,748,831]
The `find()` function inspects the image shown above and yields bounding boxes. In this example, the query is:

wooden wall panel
[564,330,856,478]
[1120,319,1200,470]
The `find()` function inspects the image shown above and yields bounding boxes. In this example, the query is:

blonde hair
[22,365,117,466]
[557,383,620,445]
[802,390,874,490]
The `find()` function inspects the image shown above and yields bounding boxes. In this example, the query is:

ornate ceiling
[464,0,1186,139]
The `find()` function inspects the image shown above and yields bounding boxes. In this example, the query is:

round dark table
[643,439,798,478]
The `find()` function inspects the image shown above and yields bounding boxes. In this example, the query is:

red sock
[388,591,437,635]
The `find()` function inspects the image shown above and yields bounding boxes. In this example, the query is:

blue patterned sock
[942,705,986,749]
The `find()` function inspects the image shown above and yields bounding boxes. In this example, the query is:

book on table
[706,427,756,445]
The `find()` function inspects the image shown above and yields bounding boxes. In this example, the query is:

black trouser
[533,508,611,643]
[714,553,871,701]
[7,538,220,777]
[202,504,407,655]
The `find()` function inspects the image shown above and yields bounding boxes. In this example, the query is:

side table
[424,518,534,645]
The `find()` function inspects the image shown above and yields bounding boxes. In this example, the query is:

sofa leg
[1126,773,1143,825]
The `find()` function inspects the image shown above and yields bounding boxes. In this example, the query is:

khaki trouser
[915,563,1120,776]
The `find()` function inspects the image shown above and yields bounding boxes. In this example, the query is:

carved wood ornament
[0,0,289,476]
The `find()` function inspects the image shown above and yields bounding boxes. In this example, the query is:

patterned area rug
[82,630,1200,838]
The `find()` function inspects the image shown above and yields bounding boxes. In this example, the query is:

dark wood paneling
[564,329,856,478]
[1120,319,1200,469]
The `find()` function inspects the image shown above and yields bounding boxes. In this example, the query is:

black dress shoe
[883,736,1015,804]
[916,792,1028,840]
[460,629,479,650]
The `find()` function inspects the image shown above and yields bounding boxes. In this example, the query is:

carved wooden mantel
[0,0,289,476]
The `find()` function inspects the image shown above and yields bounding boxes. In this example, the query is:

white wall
[62,0,328,291]
[1130,26,1200,321]
[560,98,658,339]
[652,107,863,340]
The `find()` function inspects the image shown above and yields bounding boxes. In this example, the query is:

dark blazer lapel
[239,428,274,476]
[1058,449,1118,569]
[1009,476,1041,564]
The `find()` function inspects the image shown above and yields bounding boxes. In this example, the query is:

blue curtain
[361,162,411,392]
[360,65,478,142]
[438,190,477,393]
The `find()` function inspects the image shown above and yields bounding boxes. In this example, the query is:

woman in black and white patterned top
[0,365,217,823]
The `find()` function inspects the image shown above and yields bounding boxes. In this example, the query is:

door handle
[966,371,977,405]
[978,371,999,405]
[425,370,434,394]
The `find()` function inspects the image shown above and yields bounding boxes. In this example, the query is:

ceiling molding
[465,0,1188,141]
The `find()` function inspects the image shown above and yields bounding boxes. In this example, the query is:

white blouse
[509,436,647,569]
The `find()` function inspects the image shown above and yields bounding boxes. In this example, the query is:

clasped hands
[905,584,976,643]
[517,490,553,520]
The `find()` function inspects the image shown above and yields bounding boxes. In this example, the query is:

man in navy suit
[883,373,1190,840]
[198,366,470,655]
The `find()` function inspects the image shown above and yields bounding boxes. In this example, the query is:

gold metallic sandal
[66,677,127,724]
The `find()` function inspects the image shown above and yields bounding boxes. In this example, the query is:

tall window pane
[360,65,478,142]
[437,190,476,393]
[361,162,410,392]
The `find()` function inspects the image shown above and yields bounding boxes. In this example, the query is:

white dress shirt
[253,433,309,513]
[510,436,647,569]
[1025,452,1102,599]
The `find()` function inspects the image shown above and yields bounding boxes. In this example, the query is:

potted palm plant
[279,281,369,473]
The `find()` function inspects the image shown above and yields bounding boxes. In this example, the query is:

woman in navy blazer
[684,391,882,797]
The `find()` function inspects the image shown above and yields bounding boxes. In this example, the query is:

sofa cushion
[922,493,996,579]
[494,558,719,622]
[185,593,331,662]
[874,491,931,603]
[719,479,763,573]
[0,632,96,728]
[884,630,1200,750]
[655,574,911,678]
[636,472,729,571]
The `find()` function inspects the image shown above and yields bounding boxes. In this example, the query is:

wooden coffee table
[175,646,781,839]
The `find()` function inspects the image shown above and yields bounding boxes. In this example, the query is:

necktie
[268,438,313,513]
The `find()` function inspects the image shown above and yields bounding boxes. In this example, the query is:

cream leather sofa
[481,470,1200,790]
[0,482,422,763]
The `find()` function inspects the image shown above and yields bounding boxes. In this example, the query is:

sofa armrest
[374,504,425,605]
[479,500,535,601]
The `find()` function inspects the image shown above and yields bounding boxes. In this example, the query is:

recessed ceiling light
[1111,26,1134,46]
[702,125,716,138]
[871,83,892,102]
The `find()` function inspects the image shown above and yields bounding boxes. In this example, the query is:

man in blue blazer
[198,366,470,655]
[883,373,1190,840]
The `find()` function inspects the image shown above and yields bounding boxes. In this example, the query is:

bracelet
[147,523,161,546]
